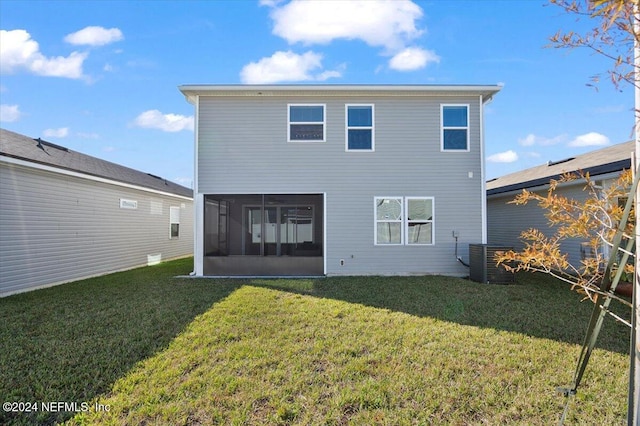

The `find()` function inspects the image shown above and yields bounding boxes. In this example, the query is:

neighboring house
[179,84,501,276]
[0,128,194,296]
[486,141,633,268]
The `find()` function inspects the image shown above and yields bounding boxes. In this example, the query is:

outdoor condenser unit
[469,244,515,284]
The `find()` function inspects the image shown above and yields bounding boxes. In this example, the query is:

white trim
[374,196,435,246]
[193,95,201,275]
[345,104,375,152]
[287,103,326,142]
[194,194,204,276]
[0,155,192,201]
[479,96,487,244]
[405,196,435,246]
[193,95,200,196]
[441,104,470,152]
[323,192,327,275]
[119,198,138,209]
[374,196,404,245]
[179,85,502,104]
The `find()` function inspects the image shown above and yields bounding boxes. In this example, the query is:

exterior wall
[487,182,601,269]
[197,94,485,276]
[0,160,193,296]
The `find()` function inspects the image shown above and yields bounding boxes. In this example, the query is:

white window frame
[345,104,375,152]
[288,104,326,143]
[119,198,138,209]
[374,196,435,246]
[405,197,435,246]
[170,206,180,239]
[441,104,470,152]
[374,197,404,245]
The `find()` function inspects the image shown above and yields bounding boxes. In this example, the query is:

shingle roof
[486,141,634,196]
[0,128,192,198]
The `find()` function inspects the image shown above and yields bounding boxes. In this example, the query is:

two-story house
[179,85,501,277]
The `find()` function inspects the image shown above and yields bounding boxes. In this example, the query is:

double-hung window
[441,104,469,151]
[374,197,434,245]
[288,104,325,142]
[375,197,403,245]
[170,206,180,238]
[346,104,374,151]
[405,197,434,245]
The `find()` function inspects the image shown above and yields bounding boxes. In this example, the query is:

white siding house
[487,141,633,268]
[0,128,194,296]
[179,84,501,277]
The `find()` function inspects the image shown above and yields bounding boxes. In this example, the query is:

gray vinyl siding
[0,162,193,296]
[197,95,484,275]
[487,184,591,268]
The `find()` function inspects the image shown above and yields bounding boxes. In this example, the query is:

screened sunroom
[203,194,324,276]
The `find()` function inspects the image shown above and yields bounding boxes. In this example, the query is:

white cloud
[43,127,69,138]
[77,132,99,139]
[64,26,124,46]
[518,134,536,147]
[240,50,342,84]
[568,132,610,147]
[133,110,194,132]
[267,0,423,52]
[487,150,518,163]
[0,29,87,79]
[259,0,286,6]
[316,67,344,81]
[518,133,566,147]
[592,104,625,114]
[0,104,21,122]
[388,47,439,71]
[260,1,437,75]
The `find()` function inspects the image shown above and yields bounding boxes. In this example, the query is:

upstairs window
[441,104,469,151]
[288,104,325,142]
[346,104,374,151]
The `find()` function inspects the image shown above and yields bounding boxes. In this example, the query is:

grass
[0,258,631,425]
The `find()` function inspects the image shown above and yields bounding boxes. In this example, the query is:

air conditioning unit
[469,244,515,284]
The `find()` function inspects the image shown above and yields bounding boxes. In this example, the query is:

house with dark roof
[486,141,633,268]
[0,128,194,296]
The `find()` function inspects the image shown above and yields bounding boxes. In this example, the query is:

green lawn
[0,258,631,425]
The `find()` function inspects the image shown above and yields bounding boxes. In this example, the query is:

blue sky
[0,0,633,185]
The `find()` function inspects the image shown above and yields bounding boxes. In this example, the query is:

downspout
[480,94,488,244]
[193,95,204,276]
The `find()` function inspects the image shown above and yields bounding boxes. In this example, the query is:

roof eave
[178,84,502,103]
[486,158,631,196]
